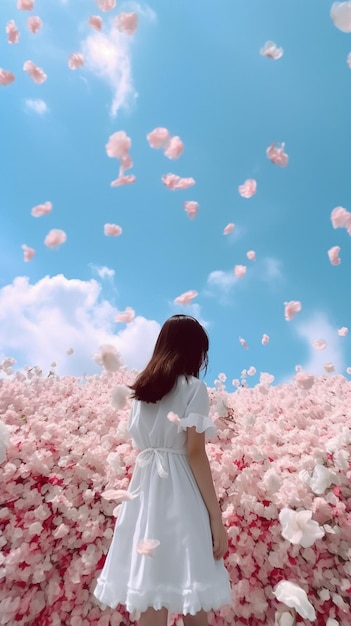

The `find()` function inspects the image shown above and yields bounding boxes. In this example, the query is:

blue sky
[1,0,351,386]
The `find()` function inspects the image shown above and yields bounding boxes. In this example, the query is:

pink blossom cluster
[1,364,351,625]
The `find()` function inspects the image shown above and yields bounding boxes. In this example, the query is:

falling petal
[223,223,235,235]
[44,229,66,249]
[6,20,20,44]
[167,411,181,424]
[247,366,256,376]
[330,206,351,233]
[68,53,84,70]
[96,0,116,11]
[266,143,288,167]
[284,301,302,321]
[312,339,327,351]
[239,337,248,349]
[66,348,74,355]
[136,539,160,557]
[273,581,316,620]
[164,136,184,159]
[295,371,315,390]
[346,367,351,374]
[246,250,256,261]
[89,15,103,30]
[324,362,335,373]
[27,16,42,33]
[23,60,47,84]
[347,52,351,67]
[260,41,283,60]
[104,224,122,236]
[0,69,15,86]
[174,290,198,305]
[31,201,52,217]
[328,246,341,265]
[162,174,195,190]
[147,127,170,149]
[184,201,199,219]
[93,344,122,372]
[22,244,35,262]
[331,2,351,32]
[262,333,270,345]
[106,131,131,159]
[238,179,257,198]
[17,0,34,9]
[102,489,137,502]
[338,326,348,336]
[115,307,135,323]
[234,265,247,278]
[114,12,138,35]
[111,174,136,187]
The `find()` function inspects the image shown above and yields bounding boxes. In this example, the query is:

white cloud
[294,313,345,375]
[81,26,136,117]
[25,99,48,115]
[260,257,284,283]
[90,264,115,280]
[207,270,237,293]
[0,274,159,376]
[125,1,157,23]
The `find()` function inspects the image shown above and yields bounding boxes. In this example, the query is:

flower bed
[1,365,350,625]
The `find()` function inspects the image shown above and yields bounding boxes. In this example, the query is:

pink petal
[223,223,235,235]
[284,300,302,321]
[68,53,84,70]
[238,179,257,198]
[331,2,351,32]
[330,206,351,233]
[338,326,349,336]
[260,41,283,60]
[17,0,34,9]
[104,224,122,236]
[31,201,52,217]
[328,245,341,265]
[106,131,131,159]
[44,229,67,249]
[295,371,315,390]
[346,367,351,375]
[239,337,248,349]
[114,12,138,35]
[6,20,20,44]
[88,15,103,30]
[162,174,195,190]
[167,411,180,424]
[324,362,335,373]
[102,489,136,502]
[136,539,160,557]
[147,127,170,149]
[261,333,270,345]
[247,366,256,376]
[93,344,122,371]
[27,16,42,33]
[110,174,136,187]
[164,136,184,160]
[0,69,15,86]
[120,154,133,172]
[115,307,135,323]
[266,143,289,167]
[66,348,74,355]
[312,339,327,351]
[184,201,199,219]
[234,265,247,278]
[260,372,275,385]
[96,0,116,11]
[246,250,256,261]
[174,290,198,305]
[23,60,47,84]
[22,244,35,262]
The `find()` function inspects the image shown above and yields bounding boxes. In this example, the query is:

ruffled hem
[93,580,231,616]
[178,412,216,441]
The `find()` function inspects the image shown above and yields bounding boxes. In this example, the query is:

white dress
[93,375,232,617]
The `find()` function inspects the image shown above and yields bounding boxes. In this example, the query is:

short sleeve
[178,379,216,441]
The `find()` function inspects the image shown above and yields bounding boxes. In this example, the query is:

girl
[93,314,231,626]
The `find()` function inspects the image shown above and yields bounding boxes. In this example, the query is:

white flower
[0,421,11,464]
[274,610,296,626]
[273,581,316,620]
[299,463,335,495]
[279,508,325,548]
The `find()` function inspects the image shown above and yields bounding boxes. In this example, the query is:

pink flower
[328,245,341,265]
[27,16,42,33]
[23,60,47,84]
[104,224,122,237]
[147,127,170,149]
[114,12,138,35]
[247,366,256,376]
[136,539,160,557]
[96,0,116,11]
[331,1,351,32]
[330,205,351,233]
[174,290,198,305]
[88,15,103,30]
[68,53,84,70]
[162,174,195,190]
[246,250,256,261]
[21,244,35,262]
[266,143,288,167]
[31,201,52,217]
[6,20,20,44]
[338,326,348,336]
[223,223,235,235]
[262,333,270,345]
[115,307,135,323]
[184,201,198,219]
[111,175,136,187]
[106,131,131,159]
[17,0,34,9]
[234,265,247,278]
[312,338,327,351]
[239,337,248,349]
[260,372,275,384]
[260,41,283,60]
[44,229,66,248]
[238,179,257,198]
[0,69,15,86]
[284,300,302,321]
[164,136,184,160]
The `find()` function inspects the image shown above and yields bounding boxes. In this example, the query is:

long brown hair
[130,314,209,403]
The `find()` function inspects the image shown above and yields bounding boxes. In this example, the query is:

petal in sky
[234,265,247,277]
[184,201,199,219]
[115,307,135,323]
[106,131,131,159]
[23,60,47,84]
[114,12,138,35]
[284,301,302,321]
[164,136,184,160]
[96,0,116,11]
[6,20,20,44]
[147,127,170,149]
[17,0,34,9]
[162,174,195,190]
[174,290,198,305]
[312,338,327,350]
[111,174,136,187]
[328,245,341,265]
[261,333,270,345]
[44,229,67,248]
[104,224,122,236]
[246,250,256,261]
[89,15,103,30]
[31,201,52,217]
[239,337,248,349]
[238,179,257,198]
[0,69,15,86]
[22,244,35,262]
[266,143,289,167]
[260,41,283,60]
[223,223,235,235]
[28,16,42,33]
[330,206,351,232]
[68,53,84,70]
[331,2,351,32]
[338,326,348,336]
